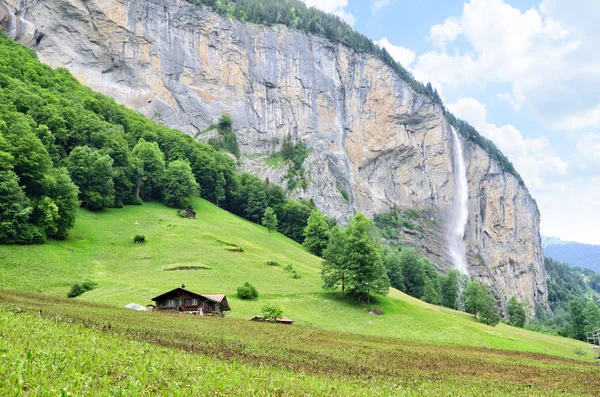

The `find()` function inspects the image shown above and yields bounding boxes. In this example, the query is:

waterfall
[447,126,469,274]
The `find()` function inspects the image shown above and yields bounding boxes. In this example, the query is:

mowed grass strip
[0,197,594,360]
[1,291,598,396]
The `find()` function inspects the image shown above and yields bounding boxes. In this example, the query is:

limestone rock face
[0,0,547,312]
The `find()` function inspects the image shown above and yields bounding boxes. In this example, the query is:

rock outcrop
[0,0,547,312]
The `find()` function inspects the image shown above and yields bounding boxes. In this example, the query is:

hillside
[544,242,600,274]
[0,197,591,358]
[2,291,600,396]
[0,0,548,312]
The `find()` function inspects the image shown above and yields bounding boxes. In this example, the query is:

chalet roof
[203,294,231,311]
[276,317,295,324]
[151,287,203,301]
[202,294,226,302]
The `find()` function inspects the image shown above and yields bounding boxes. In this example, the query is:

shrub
[81,279,97,291]
[266,261,280,267]
[67,283,86,298]
[133,235,146,244]
[261,304,283,322]
[67,278,97,298]
[237,282,259,300]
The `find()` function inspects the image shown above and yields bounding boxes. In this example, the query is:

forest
[187,0,523,185]
[0,33,316,244]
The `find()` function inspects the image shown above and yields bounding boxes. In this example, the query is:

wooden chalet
[151,285,231,317]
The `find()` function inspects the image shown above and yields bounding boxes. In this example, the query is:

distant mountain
[543,237,600,274]
[541,236,576,248]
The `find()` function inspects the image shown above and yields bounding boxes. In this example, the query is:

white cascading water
[447,126,469,274]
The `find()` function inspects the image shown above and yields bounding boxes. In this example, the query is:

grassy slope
[2,292,599,396]
[0,198,593,361]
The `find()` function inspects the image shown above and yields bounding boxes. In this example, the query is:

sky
[302,0,600,245]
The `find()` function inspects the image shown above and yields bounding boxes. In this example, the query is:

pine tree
[303,210,330,256]
[261,206,278,234]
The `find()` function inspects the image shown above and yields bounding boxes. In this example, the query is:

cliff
[0,0,547,312]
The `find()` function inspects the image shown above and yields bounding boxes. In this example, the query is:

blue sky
[303,0,600,244]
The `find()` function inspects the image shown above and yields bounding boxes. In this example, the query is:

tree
[569,300,587,341]
[422,278,440,305]
[163,160,199,208]
[0,169,41,244]
[400,248,426,298]
[278,199,312,243]
[45,167,79,239]
[464,281,483,317]
[261,206,278,233]
[441,270,460,309]
[243,175,268,223]
[584,300,600,335]
[67,146,115,210]
[321,226,349,295]
[464,280,499,326]
[342,213,389,302]
[303,210,330,256]
[131,138,165,201]
[384,252,405,292]
[478,290,500,326]
[506,296,526,328]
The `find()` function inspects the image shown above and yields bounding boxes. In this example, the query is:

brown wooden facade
[151,286,230,317]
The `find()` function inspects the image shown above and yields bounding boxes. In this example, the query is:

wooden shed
[151,285,230,317]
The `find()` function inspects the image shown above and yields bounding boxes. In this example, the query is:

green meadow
[1,197,599,395]
[1,197,593,357]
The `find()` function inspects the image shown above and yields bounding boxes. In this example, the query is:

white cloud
[374,38,416,67]
[554,105,600,131]
[577,133,600,166]
[412,0,600,130]
[372,0,393,13]
[429,17,462,48]
[301,0,356,25]
[448,97,568,189]
[537,178,600,245]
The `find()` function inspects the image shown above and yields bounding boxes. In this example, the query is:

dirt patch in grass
[165,266,211,271]
[75,236,84,241]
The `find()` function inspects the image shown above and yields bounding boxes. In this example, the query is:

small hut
[151,285,230,317]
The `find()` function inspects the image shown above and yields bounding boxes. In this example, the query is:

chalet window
[192,298,198,305]
[165,299,176,307]
[183,299,191,306]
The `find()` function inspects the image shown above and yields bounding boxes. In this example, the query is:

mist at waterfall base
[447,126,469,274]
